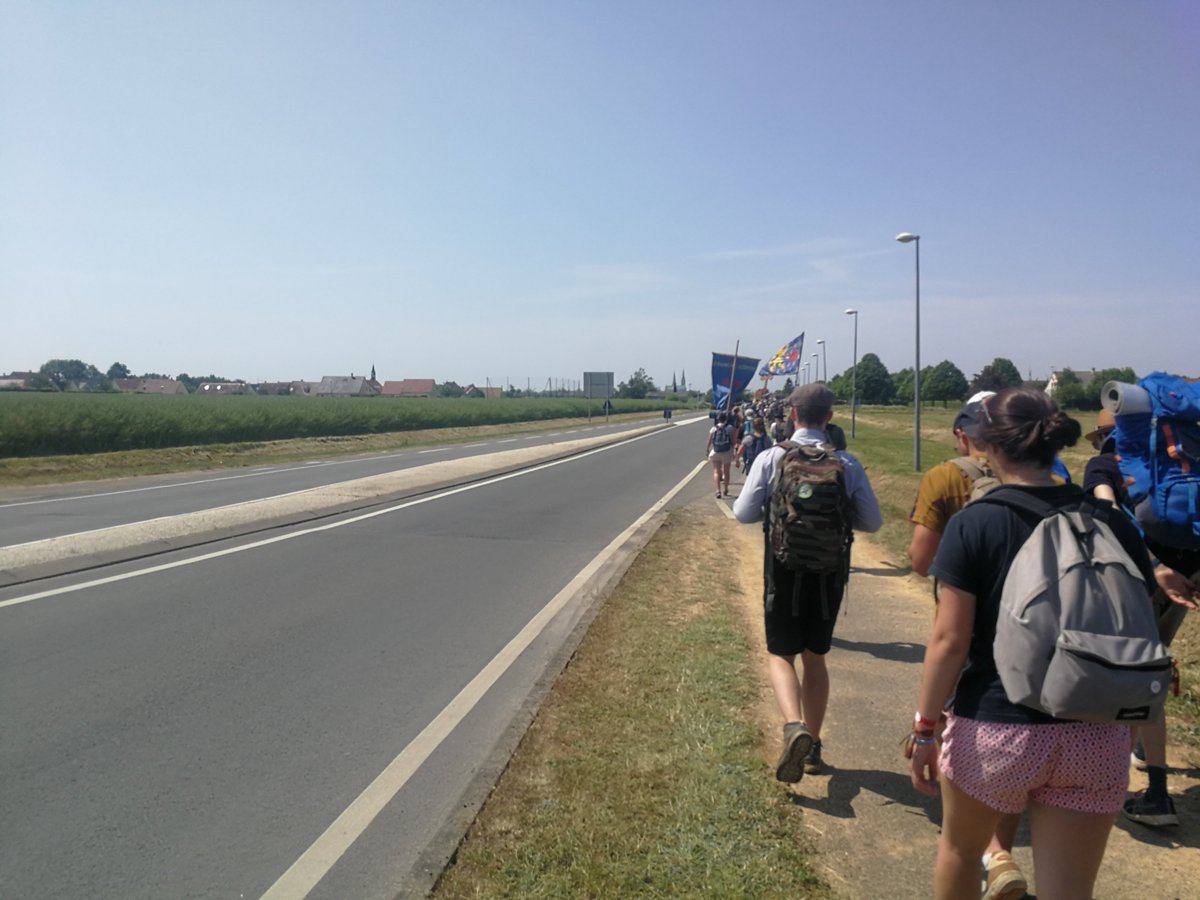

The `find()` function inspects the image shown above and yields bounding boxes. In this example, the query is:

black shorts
[763,553,846,657]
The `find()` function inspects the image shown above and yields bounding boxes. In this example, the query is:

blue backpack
[1111,372,1200,550]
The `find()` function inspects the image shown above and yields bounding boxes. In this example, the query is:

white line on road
[259,457,709,899]
[0,424,698,611]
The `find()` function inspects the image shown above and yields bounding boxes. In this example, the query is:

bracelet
[914,711,938,729]
[910,735,936,747]
[912,727,935,738]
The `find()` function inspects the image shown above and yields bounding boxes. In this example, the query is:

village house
[315,375,382,397]
[380,379,436,398]
[1044,368,1098,399]
[113,378,188,395]
[461,384,503,399]
[196,382,255,395]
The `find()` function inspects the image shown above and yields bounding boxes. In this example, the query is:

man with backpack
[733,384,882,783]
[1082,394,1200,828]
[907,395,998,577]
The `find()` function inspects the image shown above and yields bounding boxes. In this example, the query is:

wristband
[910,735,936,747]
[914,711,938,729]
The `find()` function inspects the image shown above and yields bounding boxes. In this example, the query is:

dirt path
[717,499,1200,899]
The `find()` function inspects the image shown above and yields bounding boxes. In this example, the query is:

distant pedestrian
[706,412,736,497]
[737,417,770,473]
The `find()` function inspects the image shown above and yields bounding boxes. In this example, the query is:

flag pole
[726,340,739,412]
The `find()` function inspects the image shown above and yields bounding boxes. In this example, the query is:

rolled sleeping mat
[1100,381,1153,416]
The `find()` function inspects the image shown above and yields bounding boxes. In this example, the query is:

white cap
[967,390,997,404]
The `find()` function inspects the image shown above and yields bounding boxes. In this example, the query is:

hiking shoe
[1130,742,1148,771]
[803,739,824,775]
[775,722,814,783]
[982,850,1028,900]
[1123,792,1179,827]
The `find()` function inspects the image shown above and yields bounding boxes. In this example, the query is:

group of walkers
[726,382,1199,900]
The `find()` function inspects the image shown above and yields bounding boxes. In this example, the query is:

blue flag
[712,352,761,410]
[759,332,804,378]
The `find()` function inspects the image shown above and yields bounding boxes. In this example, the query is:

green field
[0,393,684,458]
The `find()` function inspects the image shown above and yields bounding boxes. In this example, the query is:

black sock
[1146,765,1168,799]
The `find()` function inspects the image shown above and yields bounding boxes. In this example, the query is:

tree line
[820,356,1138,411]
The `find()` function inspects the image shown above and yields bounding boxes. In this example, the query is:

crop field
[0,393,681,458]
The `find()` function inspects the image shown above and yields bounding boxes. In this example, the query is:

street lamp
[844,308,858,438]
[896,232,921,471]
[812,353,820,383]
[815,338,826,382]
[802,361,810,385]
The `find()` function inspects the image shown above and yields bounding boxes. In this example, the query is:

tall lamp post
[844,308,858,437]
[812,353,820,383]
[815,338,827,382]
[896,232,921,471]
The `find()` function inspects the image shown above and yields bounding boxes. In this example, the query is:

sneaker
[803,739,824,775]
[982,850,1028,900]
[775,722,813,783]
[1123,792,1179,827]
[1130,742,1148,771]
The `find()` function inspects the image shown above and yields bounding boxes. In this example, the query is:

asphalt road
[0,417,714,898]
[0,416,667,548]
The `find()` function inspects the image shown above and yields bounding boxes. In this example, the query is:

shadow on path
[831,636,926,665]
[789,767,942,826]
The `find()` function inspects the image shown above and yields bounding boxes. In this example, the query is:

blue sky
[3,2,1196,390]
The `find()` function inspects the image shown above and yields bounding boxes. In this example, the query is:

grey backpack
[976,489,1172,723]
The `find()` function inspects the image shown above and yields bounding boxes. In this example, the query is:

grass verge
[432,506,830,899]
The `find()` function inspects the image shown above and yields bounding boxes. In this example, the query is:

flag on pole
[711,352,760,411]
[759,332,804,378]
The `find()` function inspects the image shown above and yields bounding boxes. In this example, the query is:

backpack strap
[975,485,1097,539]
[972,486,1058,520]
[949,456,990,483]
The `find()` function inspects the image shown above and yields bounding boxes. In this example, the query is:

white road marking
[0,424,700,611]
[259,457,708,900]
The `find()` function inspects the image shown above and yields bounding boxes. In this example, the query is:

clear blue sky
[3,2,1196,390]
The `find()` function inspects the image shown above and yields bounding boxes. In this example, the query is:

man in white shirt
[734,384,883,782]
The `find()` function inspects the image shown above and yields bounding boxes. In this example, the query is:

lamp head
[895,232,919,243]
[816,338,825,345]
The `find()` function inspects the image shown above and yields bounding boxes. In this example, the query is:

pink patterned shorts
[939,713,1130,815]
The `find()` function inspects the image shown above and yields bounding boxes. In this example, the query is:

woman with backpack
[706,412,736,497]
[908,388,1159,900]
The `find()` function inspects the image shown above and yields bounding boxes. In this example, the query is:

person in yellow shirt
[907,395,996,577]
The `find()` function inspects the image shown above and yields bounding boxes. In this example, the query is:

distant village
[0,362,695,401]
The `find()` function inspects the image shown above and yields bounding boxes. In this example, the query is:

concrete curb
[0,421,683,587]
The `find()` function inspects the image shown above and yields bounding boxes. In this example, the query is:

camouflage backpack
[768,441,853,574]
